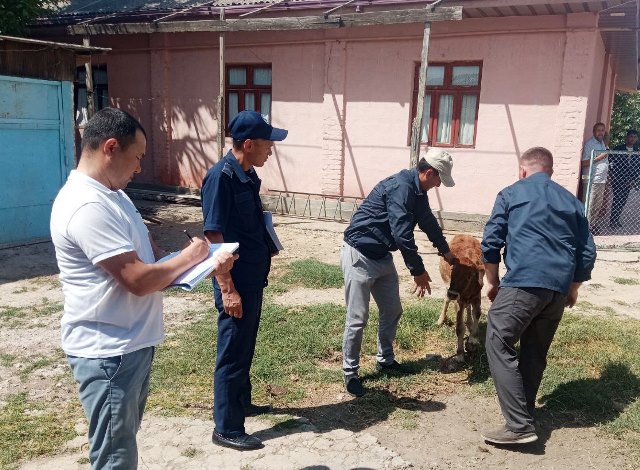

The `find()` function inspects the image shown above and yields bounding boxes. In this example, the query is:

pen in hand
[183,229,194,242]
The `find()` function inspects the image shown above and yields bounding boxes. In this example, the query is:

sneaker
[345,375,364,397]
[480,424,538,445]
[375,360,411,374]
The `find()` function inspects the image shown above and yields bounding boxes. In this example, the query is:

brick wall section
[321,40,346,196]
[552,30,598,194]
[150,34,174,185]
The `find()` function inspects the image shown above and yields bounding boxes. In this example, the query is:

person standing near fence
[609,129,639,228]
[581,122,609,232]
[480,147,596,445]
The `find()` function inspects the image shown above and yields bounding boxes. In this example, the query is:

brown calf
[438,234,485,363]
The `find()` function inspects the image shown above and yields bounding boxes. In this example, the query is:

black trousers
[213,282,264,437]
[610,181,632,225]
[485,287,566,432]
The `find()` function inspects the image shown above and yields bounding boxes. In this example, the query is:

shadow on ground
[256,388,445,442]
[0,242,59,283]
[482,361,640,455]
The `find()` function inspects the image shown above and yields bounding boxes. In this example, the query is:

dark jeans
[213,281,263,437]
[485,287,566,433]
[610,180,632,225]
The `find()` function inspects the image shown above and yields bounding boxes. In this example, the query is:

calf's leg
[455,302,465,362]
[438,298,450,326]
[466,301,482,353]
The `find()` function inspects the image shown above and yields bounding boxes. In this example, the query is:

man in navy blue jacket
[341,148,456,397]
[201,111,287,451]
[480,147,596,445]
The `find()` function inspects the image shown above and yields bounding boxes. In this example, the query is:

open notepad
[157,242,239,291]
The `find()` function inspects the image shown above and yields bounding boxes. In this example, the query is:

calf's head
[446,257,484,301]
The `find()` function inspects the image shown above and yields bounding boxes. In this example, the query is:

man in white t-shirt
[50,108,236,470]
[581,122,609,231]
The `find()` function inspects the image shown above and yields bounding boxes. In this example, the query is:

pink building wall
[87,11,612,217]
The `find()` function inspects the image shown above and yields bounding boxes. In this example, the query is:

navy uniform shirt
[611,144,640,186]
[344,167,449,276]
[482,172,596,295]
[201,151,275,288]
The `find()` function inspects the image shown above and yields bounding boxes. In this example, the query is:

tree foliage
[0,0,58,36]
[609,91,640,147]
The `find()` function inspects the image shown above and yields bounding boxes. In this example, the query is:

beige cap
[424,148,455,187]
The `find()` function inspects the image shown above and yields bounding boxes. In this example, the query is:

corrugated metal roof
[56,0,292,16]
[38,0,640,88]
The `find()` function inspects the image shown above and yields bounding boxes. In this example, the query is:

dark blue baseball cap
[228,110,288,142]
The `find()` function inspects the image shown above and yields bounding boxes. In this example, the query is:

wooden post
[217,8,225,159]
[410,21,431,168]
[83,36,95,119]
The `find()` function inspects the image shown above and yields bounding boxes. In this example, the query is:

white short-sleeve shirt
[50,170,163,358]
[581,136,609,183]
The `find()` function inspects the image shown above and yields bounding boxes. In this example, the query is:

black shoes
[375,360,411,374]
[212,430,264,450]
[244,403,273,417]
[345,375,365,397]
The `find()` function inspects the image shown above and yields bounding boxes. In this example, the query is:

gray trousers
[341,242,403,377]
[486,287,566,433]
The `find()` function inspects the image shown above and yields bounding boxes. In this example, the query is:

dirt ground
[2,199,639,469]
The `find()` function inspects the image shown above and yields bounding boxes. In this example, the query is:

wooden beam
[67,6,462,35]
[218,8,225,159]
[83,36,95,119]
[410,22,431,168]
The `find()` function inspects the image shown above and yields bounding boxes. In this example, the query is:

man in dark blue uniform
[609,129,639,228]
[480,147,596,445]
[201,111,287,450]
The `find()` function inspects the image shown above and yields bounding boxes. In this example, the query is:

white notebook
[264,211,284,251]
[157,242,239,291]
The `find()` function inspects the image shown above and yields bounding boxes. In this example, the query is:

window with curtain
[411,62,482,148]
[226,64,272,131]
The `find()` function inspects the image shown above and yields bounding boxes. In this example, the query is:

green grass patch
[0,300,63,322]
[19,357,61,379]
[31,276,61,289]
[180,447,202,458]
[0,306,27,319]
[148,298,453,416]
[164,279,214,298]
[280,259,343,289]
[538,314,640,433]
[613,277,640,286]
[574,301,617,316]
[0,394,79,469]
[148,293,640,460]
[0,354,17,367]
[34,300,63,317]
[391,409,419,430]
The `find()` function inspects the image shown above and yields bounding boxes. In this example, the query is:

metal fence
[265,190,363,223]
[583,149,640,248]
